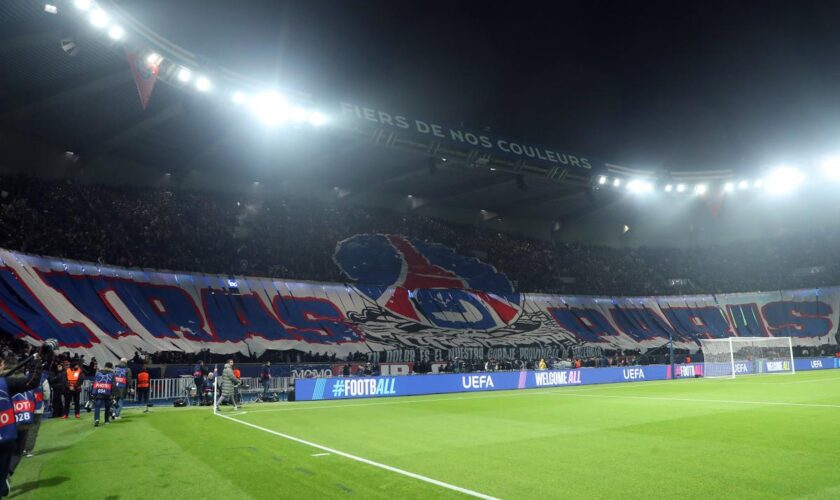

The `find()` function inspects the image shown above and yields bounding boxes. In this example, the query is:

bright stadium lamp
[45,4,58,14]
[676,184,686,192]
[309,111,328,127]
[289,106,309,123]
[820,157,840,180]
[738,180,749,190]
[195,76,212,92]
[664,184,673,192]
[613,178,621,187]
[74,0,92,11]
[108,25,125,40]
[250,92,289,126]
[765,167,803,194]
[694,184,707,195]
[177,67,192,82]
[89,9,109,28]
[146,52,163,66]
[598,175,607,185]
[232,91,248,105]
[723,182,734,193]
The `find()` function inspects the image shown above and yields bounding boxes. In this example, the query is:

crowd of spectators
[2,174,840,296]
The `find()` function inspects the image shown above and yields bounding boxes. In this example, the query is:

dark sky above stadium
[120,0,840,173]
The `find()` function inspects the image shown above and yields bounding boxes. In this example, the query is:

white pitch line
[311,453,331,457]
[216,413,500,500]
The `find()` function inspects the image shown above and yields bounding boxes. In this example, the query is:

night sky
[119,0,840,173]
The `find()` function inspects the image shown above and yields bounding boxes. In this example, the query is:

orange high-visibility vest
[137,372,150,388]
[66,368,81,388]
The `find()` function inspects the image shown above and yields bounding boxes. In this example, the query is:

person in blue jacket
[92,362,115,427]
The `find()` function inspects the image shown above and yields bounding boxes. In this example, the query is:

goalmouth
[700,337,795,379]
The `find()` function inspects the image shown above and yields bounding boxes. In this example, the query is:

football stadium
[1,1,840,498]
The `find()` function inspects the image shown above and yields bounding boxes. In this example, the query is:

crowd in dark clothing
[1,174,840,297]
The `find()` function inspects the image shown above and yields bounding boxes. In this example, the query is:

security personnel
[136,367,150,413]
[63,362,83,419]
[92,362,115,427]
[0,344,53,497]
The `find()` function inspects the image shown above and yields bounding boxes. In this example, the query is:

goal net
[700,337,795,378]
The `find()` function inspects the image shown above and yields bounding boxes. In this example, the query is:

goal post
[700,337,795,378]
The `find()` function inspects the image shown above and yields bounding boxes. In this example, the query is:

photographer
[92,362,115,427]
[0,341,54,497]
[112,359,131,420]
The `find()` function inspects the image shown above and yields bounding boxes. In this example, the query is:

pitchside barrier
[75,376,293,407]
[295,358,840,401]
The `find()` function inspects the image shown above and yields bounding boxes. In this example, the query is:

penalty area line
[215,413,500,500]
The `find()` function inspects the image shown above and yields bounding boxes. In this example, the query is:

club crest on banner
[334,234,522,331]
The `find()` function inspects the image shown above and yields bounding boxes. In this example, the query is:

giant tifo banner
[0,237,837,361]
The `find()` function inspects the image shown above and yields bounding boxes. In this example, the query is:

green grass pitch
[13,370,840,499]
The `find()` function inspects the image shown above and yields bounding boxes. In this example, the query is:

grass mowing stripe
[553,392,840,408]
[215,412,500,500]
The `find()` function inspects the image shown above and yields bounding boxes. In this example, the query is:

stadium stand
[1,174,839,296]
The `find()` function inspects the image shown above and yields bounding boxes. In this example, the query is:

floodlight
[309,111,328,127]
[676,184,686,192]
[146,52,163,66]
[107,25,125,40]
[90,9,109,28]
[738,180,749,190]
[45,4,58,14]
[820,157,840,180]
[74,0,92,11]
[754,179,764,188]
[765,167,803,194]
[177,67,192,82]
[195,76,211,92]
[232,91,247,105]
[724,182,734,192]
[613,178,621,187]
[664,184,673,192]
[597,176,607,185]
[694,184,707,195]
[289,106,309,122]
[250,92,289,126]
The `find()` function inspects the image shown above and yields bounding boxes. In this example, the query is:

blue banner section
[296,365,671,401]
[295,359,840,401]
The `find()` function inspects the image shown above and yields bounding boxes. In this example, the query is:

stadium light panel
[195,76,211,92]
[107,25,125,40]
[44,4,58,14]
[74,0,92,11]
[249,92,289,126]
[177,67,192,82]
[289,106,309,123]
[146,52,163,67]
[628,180,653,194]
[232,91,247,105]
[598,175,607,185]
[724,182,734,192]
[820,157,840,180]
[664,184,673,192]
[694,184,707,195]
[676,184,686,192]
[613,178,621,187]
[754,179,764,188]
[89,9,109,28]
[738,180,749,190]
[765,167,804,194]
[309,111,328,127]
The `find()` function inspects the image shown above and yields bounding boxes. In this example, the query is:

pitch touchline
[216,413,500,500]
